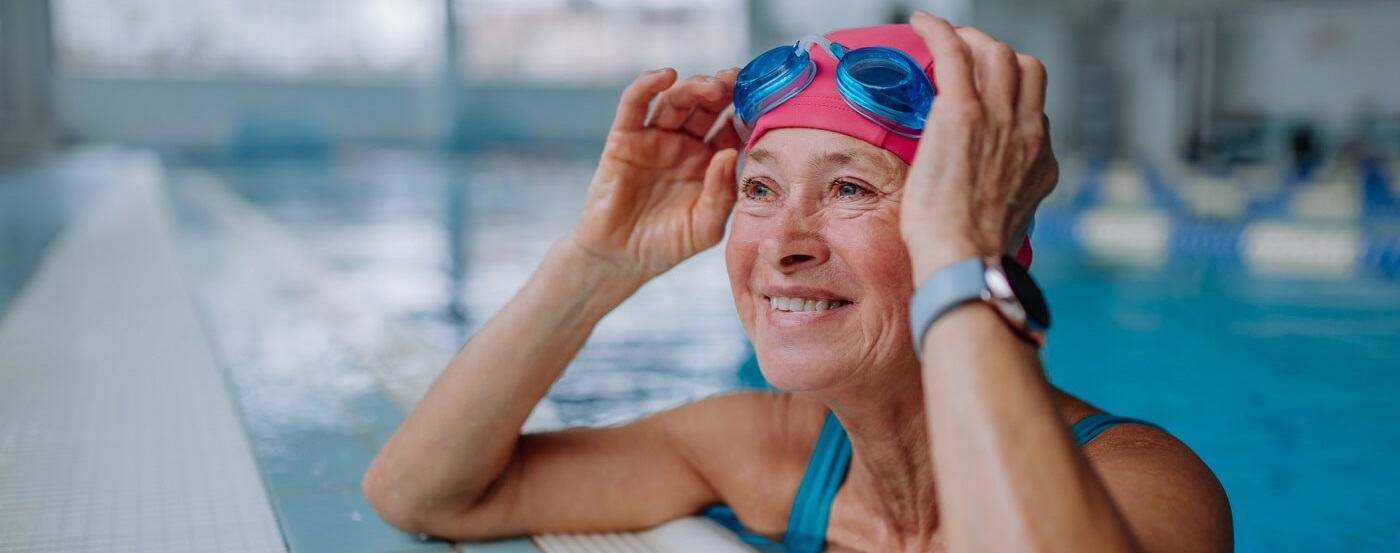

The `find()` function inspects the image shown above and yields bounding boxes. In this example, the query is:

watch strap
[908,257,986,357]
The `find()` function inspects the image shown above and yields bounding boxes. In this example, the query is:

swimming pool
[163,147,1399,552]
[1036,256,1400,552]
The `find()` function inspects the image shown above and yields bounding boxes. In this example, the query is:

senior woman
[364,13,1231,553]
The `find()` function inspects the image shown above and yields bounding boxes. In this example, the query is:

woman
[364,13,1232,553]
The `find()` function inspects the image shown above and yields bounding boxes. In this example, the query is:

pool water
[163,147,1399,552]
[1036,256,1400,552]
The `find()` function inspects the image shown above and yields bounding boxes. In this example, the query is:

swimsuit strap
[778,411,1164,552]
[783,411,852,553]
[1069,413,1163,446]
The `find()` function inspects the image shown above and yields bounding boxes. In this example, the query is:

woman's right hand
[366,68,744,539]
[570,68,744,284]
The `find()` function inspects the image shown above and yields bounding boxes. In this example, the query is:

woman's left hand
[900,12,1060,282]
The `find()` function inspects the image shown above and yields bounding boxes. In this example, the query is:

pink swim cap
[741,24,1034,266]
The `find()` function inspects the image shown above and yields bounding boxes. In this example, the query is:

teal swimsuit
[705,412,1160,552]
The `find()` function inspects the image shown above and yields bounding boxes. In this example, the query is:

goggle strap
[794,35,844,61]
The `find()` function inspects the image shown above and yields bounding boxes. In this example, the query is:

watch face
[1000,255,1051,331]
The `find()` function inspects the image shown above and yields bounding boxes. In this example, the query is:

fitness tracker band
[908,255,1050,355]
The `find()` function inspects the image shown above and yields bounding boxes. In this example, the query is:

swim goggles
[733,35,936,140]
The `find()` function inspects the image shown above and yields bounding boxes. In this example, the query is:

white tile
[0,150,284,553]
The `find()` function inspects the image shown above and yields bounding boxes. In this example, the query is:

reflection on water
[168,147,749,431]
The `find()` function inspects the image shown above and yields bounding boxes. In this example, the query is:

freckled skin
[727,128,920,392]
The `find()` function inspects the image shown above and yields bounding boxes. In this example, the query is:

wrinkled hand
[569,68,744,283]
[902,12,1060,282]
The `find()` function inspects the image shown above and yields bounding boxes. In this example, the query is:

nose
[759,206,830,273]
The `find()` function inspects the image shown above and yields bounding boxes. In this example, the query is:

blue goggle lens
[734,43,816,125]
[835,47,933,137]
[734,38,935,139]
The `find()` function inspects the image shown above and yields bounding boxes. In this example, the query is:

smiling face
[727,128,919,392]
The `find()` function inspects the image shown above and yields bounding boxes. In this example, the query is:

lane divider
[1035,206,1400,279]
[1039,159,1400,279]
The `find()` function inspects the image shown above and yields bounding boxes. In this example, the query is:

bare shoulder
[653,391,828,536]
[1058,392,1234,553]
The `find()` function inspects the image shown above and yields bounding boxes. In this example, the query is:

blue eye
[742,179,773,199]
[836,180,868,197]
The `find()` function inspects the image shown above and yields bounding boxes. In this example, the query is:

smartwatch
[908,255,1050,354]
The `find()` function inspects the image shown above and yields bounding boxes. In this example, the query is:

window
[55,0,443,80]
[455,0,746,83]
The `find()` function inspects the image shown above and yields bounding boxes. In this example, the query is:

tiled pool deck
[0,150,287,552]
[0,149,522,553]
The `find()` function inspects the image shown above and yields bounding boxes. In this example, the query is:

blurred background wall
[0,1,56,164]
[31,0,750,151]
[0,0,1395,166]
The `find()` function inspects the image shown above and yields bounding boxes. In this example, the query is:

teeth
[769,296,848,312]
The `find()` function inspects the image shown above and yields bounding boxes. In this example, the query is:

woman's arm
[363,67,745,539]
[920,302,1230,553]
[901,12,1230,553]
[362,239,643,533]
[921,307,1136,552]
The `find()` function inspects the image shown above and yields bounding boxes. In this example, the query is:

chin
[754,345,852,392]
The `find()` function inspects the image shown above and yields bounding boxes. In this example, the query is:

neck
[817,357,943,551]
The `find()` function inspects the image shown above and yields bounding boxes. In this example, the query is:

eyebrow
[746,148,778,165]
[746,147,900,177]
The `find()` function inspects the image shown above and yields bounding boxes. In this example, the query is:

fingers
[911,13,1048,124]
[695,148,739,243]
[677,106,720,138]
[904,11,1059,266]
[680,68,740,139]
[705,104,745,151]
[700,67,743,150]
[646,73,731,136]
[955,26,1020,122]
[613,68,678,131]
[910,12,975,103]
[1016,53,1048,119]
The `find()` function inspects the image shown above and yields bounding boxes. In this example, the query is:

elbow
[361,458,498,540]
[362,460,432,535]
